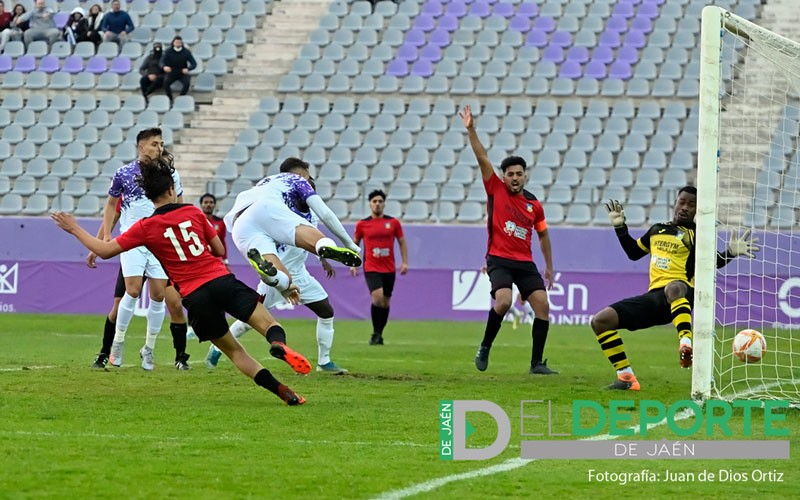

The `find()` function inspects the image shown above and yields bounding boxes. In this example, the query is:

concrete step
[254,34,309,44]
[178,134,238,145]
[232,66,288,76]
[208,97,261,108]
[223,78,281,90]
[173,144,231,154]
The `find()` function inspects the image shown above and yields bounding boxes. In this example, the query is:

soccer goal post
[694,6,800,405]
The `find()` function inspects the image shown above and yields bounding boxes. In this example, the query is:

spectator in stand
[0,2,13,35]
[17,0,58,47]
[84,3,103,46]
[63,7,88,46]
[140,42,165,103]
[0,3,27,52]
[100,0,133,45]
[161,36,197,102]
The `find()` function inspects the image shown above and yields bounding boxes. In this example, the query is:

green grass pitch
[0,314,797,498]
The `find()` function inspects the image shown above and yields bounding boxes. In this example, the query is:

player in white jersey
[224,157,362,295]
[101,128,188,371]
[207,207,347,373]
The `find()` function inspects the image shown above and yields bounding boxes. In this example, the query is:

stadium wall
[0,217,797,326]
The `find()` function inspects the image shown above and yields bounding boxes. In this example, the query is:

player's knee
[591,309,615,334]
[664,281,688,302]
[125,288,141,299]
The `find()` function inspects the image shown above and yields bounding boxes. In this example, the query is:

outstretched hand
[604,199,626,228]
[50,211,79,233]
[459,104,474,129]
[728,229,760,259]
[281,284,301,305]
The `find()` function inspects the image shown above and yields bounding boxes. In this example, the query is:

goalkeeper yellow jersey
[636,222,696,290]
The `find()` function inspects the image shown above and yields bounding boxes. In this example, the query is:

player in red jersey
[199,193,228,268]
[52,160,310,405]
[460,104,558,375]
[350,189,408,346]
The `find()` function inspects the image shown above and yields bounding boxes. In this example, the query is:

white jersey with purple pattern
[222,172,316,230]
[109,159,184,233]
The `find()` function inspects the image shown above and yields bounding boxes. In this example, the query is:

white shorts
[257,268,328,308]
[231,199,313,260]
[120,246,168,280]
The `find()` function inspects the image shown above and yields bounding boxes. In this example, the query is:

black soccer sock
[266,325,286,344]
[670,297,693,343]
[376,306,390,335]
[254,368,281,395]
[101,316,115,355]
[596,329,631,370]
[370,304,381,334]
[481,308,504,348]
[530,318,550,365]
[170,322,188,358]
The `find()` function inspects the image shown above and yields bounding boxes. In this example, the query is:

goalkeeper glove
[727,229,760,259]
[605,199,626,228]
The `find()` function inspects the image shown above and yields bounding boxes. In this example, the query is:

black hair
[136,127,163,145]
[368,189,386,202]
[199,193,216,204]
[678,186,697,196]
[279,157,310,174]
[499,156,527,172]
[136,157,174,201]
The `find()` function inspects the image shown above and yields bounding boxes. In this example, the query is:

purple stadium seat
[411,59,433,78]
[542,45,564,63]
[585,60,607,79]
[85,56,108,74]
[599,31,621,49]
[419,44,442,62]
[405,28,426,47]
[559,60,582,79]
[54,12,69,29]
[429,28,451,46]
[14,55,36,73]
[532,16,555,33]
[643,0,665,4]
[509,14,530,32]
[617,45,639,63]
[445,1,466,17]
[62,55,83,74]
[492,2,514,18]
[517,2,538,17]
[613,2,635,18]
[525,30,547,47]
[422,0,443,17]
[396,44,418,62]
[550,30,572,48]
[469,1,491,18]
[567,46,589,64]
[110,56,132,74]
[437,13,459,31]
[631,16,653,34]
[386,59,408,77]
[0,55,11,72]
[638,3,660,19]
[624,30,646,49]
[609,60,632,80]
[38,55,60,73]
[414,13,436,32]
[606,15,627,33]
[591,46,614,64]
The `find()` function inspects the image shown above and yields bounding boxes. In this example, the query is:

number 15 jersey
[116,203,229,296]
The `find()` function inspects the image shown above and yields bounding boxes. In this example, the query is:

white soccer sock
[617,367,634,376]
[316,316,334,366]
[145,298,165,350]
[114,292,138,343]
[314,237,336,254]
[230,320,251,339]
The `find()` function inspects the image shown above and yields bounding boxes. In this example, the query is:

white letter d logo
[452,400,511,460]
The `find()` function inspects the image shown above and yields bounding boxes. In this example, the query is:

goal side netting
[694,6,800,405]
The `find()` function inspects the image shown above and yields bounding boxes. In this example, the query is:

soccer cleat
[139,346,155,371]
[175,352,191,370]
[316,361,348,374]
[369,333,384,345]
[529,359,559,375]
[607,372,641,391]
[277,384,306,406]
[205,346,222,369]
[246,249,278,280]
[269,342,312,375]
[109,341,124,367]
[317,245,362,268]
[679,344,693,369]
[475,346,490,372]
[91,352,109,369]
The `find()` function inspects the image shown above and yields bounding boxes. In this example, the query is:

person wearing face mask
[161,36,197,102]
[140,42,165,102]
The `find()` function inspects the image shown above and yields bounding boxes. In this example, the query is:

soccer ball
[732,329,766,363]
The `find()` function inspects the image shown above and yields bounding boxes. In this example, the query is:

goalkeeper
[593,186,759,391]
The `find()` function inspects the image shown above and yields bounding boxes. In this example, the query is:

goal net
[694,6,800,405]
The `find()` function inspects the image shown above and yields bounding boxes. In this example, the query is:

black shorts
[181,274,260,342]
[113,267,146,298]
[611,286,695,331]
[486,255,545,301]
[364,272,396,297]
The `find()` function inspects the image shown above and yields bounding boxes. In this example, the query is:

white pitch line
[0,365,58,372]
[372,379,791,500]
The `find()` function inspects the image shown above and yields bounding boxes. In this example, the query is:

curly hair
[136,156,175,201]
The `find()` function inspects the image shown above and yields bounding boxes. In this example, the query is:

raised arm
[717,229,760,268]
[606,199,648,261]
[51,212,124,259]
[459,105,495,182]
